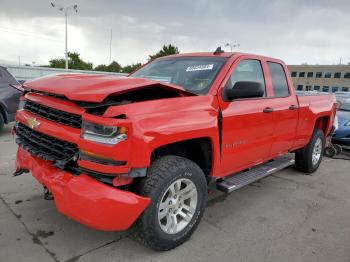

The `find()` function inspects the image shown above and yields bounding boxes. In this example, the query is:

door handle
[263,107,274,113]
[289,105,298,110]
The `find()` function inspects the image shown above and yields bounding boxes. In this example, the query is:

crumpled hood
[24,74,193,102]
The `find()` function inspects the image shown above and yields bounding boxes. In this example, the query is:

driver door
[219,59,275,176]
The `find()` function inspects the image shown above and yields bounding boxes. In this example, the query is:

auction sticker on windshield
[186,64,214,72]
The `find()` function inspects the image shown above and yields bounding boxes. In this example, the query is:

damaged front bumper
[15,146,151,231]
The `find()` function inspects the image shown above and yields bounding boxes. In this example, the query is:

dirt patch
[35,230,55,239]
[32,235,41,245]
[66,256,80,262]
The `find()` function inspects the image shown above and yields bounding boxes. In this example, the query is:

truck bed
[293,93,336,148]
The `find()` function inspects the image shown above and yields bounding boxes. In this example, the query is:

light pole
[225,42,240,52]
[51,2,78,69]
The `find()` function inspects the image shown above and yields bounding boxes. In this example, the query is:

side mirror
[225,81,264,100]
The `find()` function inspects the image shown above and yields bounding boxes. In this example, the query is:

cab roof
[157,52,281,62]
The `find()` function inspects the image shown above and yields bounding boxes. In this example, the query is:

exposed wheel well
[151,137,213,179]
[315,116,330,135]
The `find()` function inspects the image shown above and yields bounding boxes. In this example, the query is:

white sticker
[186,64,214,72]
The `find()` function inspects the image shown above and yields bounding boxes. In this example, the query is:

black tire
[134,155,207,251]
[333,144,342,155]
[324,147,336,158]
[295,128,325,173]
[0,113,4,132]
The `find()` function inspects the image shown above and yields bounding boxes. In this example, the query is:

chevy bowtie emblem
[27,118,40,129]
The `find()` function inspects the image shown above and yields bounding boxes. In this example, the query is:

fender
[104,94,222,176]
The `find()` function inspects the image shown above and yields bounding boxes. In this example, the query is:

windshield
[130,57,228,94]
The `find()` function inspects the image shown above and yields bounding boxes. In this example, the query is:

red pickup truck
[14,51,336,250]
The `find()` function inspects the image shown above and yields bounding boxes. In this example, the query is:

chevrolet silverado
[14,51,336,250]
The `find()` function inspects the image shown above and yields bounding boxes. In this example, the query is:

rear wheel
[134,155,207,251]
[295,128,325,173]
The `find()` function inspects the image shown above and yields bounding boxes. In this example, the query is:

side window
[268,62,289,97]
[225,60,266,96]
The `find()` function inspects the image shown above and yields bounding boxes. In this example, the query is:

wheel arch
[314,115,331,135]
[151,137,213,180]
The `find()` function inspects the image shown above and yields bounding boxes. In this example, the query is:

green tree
[94,64,109,71]
[107,61,122,72]
[148,44,179,61]
[122,63,142,73]
[49,52,93,70]
[48,58,65,68]
[94,61,122,72]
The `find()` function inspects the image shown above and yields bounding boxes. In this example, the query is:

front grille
[24,100,82,129]
[16,123,78,162]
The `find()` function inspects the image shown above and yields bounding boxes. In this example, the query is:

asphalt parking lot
[1,123,350,262]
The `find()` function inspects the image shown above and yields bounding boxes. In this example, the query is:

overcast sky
[0,0,349,67]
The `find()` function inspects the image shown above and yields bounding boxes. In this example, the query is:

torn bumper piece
[16,147,151,231]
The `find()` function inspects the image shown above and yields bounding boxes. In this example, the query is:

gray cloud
[0,0,349,66]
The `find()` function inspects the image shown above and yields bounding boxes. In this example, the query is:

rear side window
[225,59,266,96]
[268,62,289,97]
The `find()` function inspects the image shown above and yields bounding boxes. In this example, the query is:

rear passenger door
[267,62,299,156]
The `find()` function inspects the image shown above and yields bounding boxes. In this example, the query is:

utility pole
[65,10,68,69]
[51,2,78,69]
[109,28,113,64]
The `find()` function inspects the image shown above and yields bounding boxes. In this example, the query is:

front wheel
[295,128,325,173]
[134,156,207,251]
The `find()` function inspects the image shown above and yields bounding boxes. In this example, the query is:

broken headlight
[81,121,127,145]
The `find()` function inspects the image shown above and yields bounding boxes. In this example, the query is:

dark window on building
[334,72,341,78]
[342,87,349,92]
[316,72,322,78]
[307,72,313,78]
[314,85,320,91]
[324,72,332,78]
[297,85,303,91]
[323,86,329,92]
[344,73,350,79]
[291,71,297,77]
[332,86,339,93]
[305,85,312,91]
[268,62,289,97]
[299,72,305,77]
